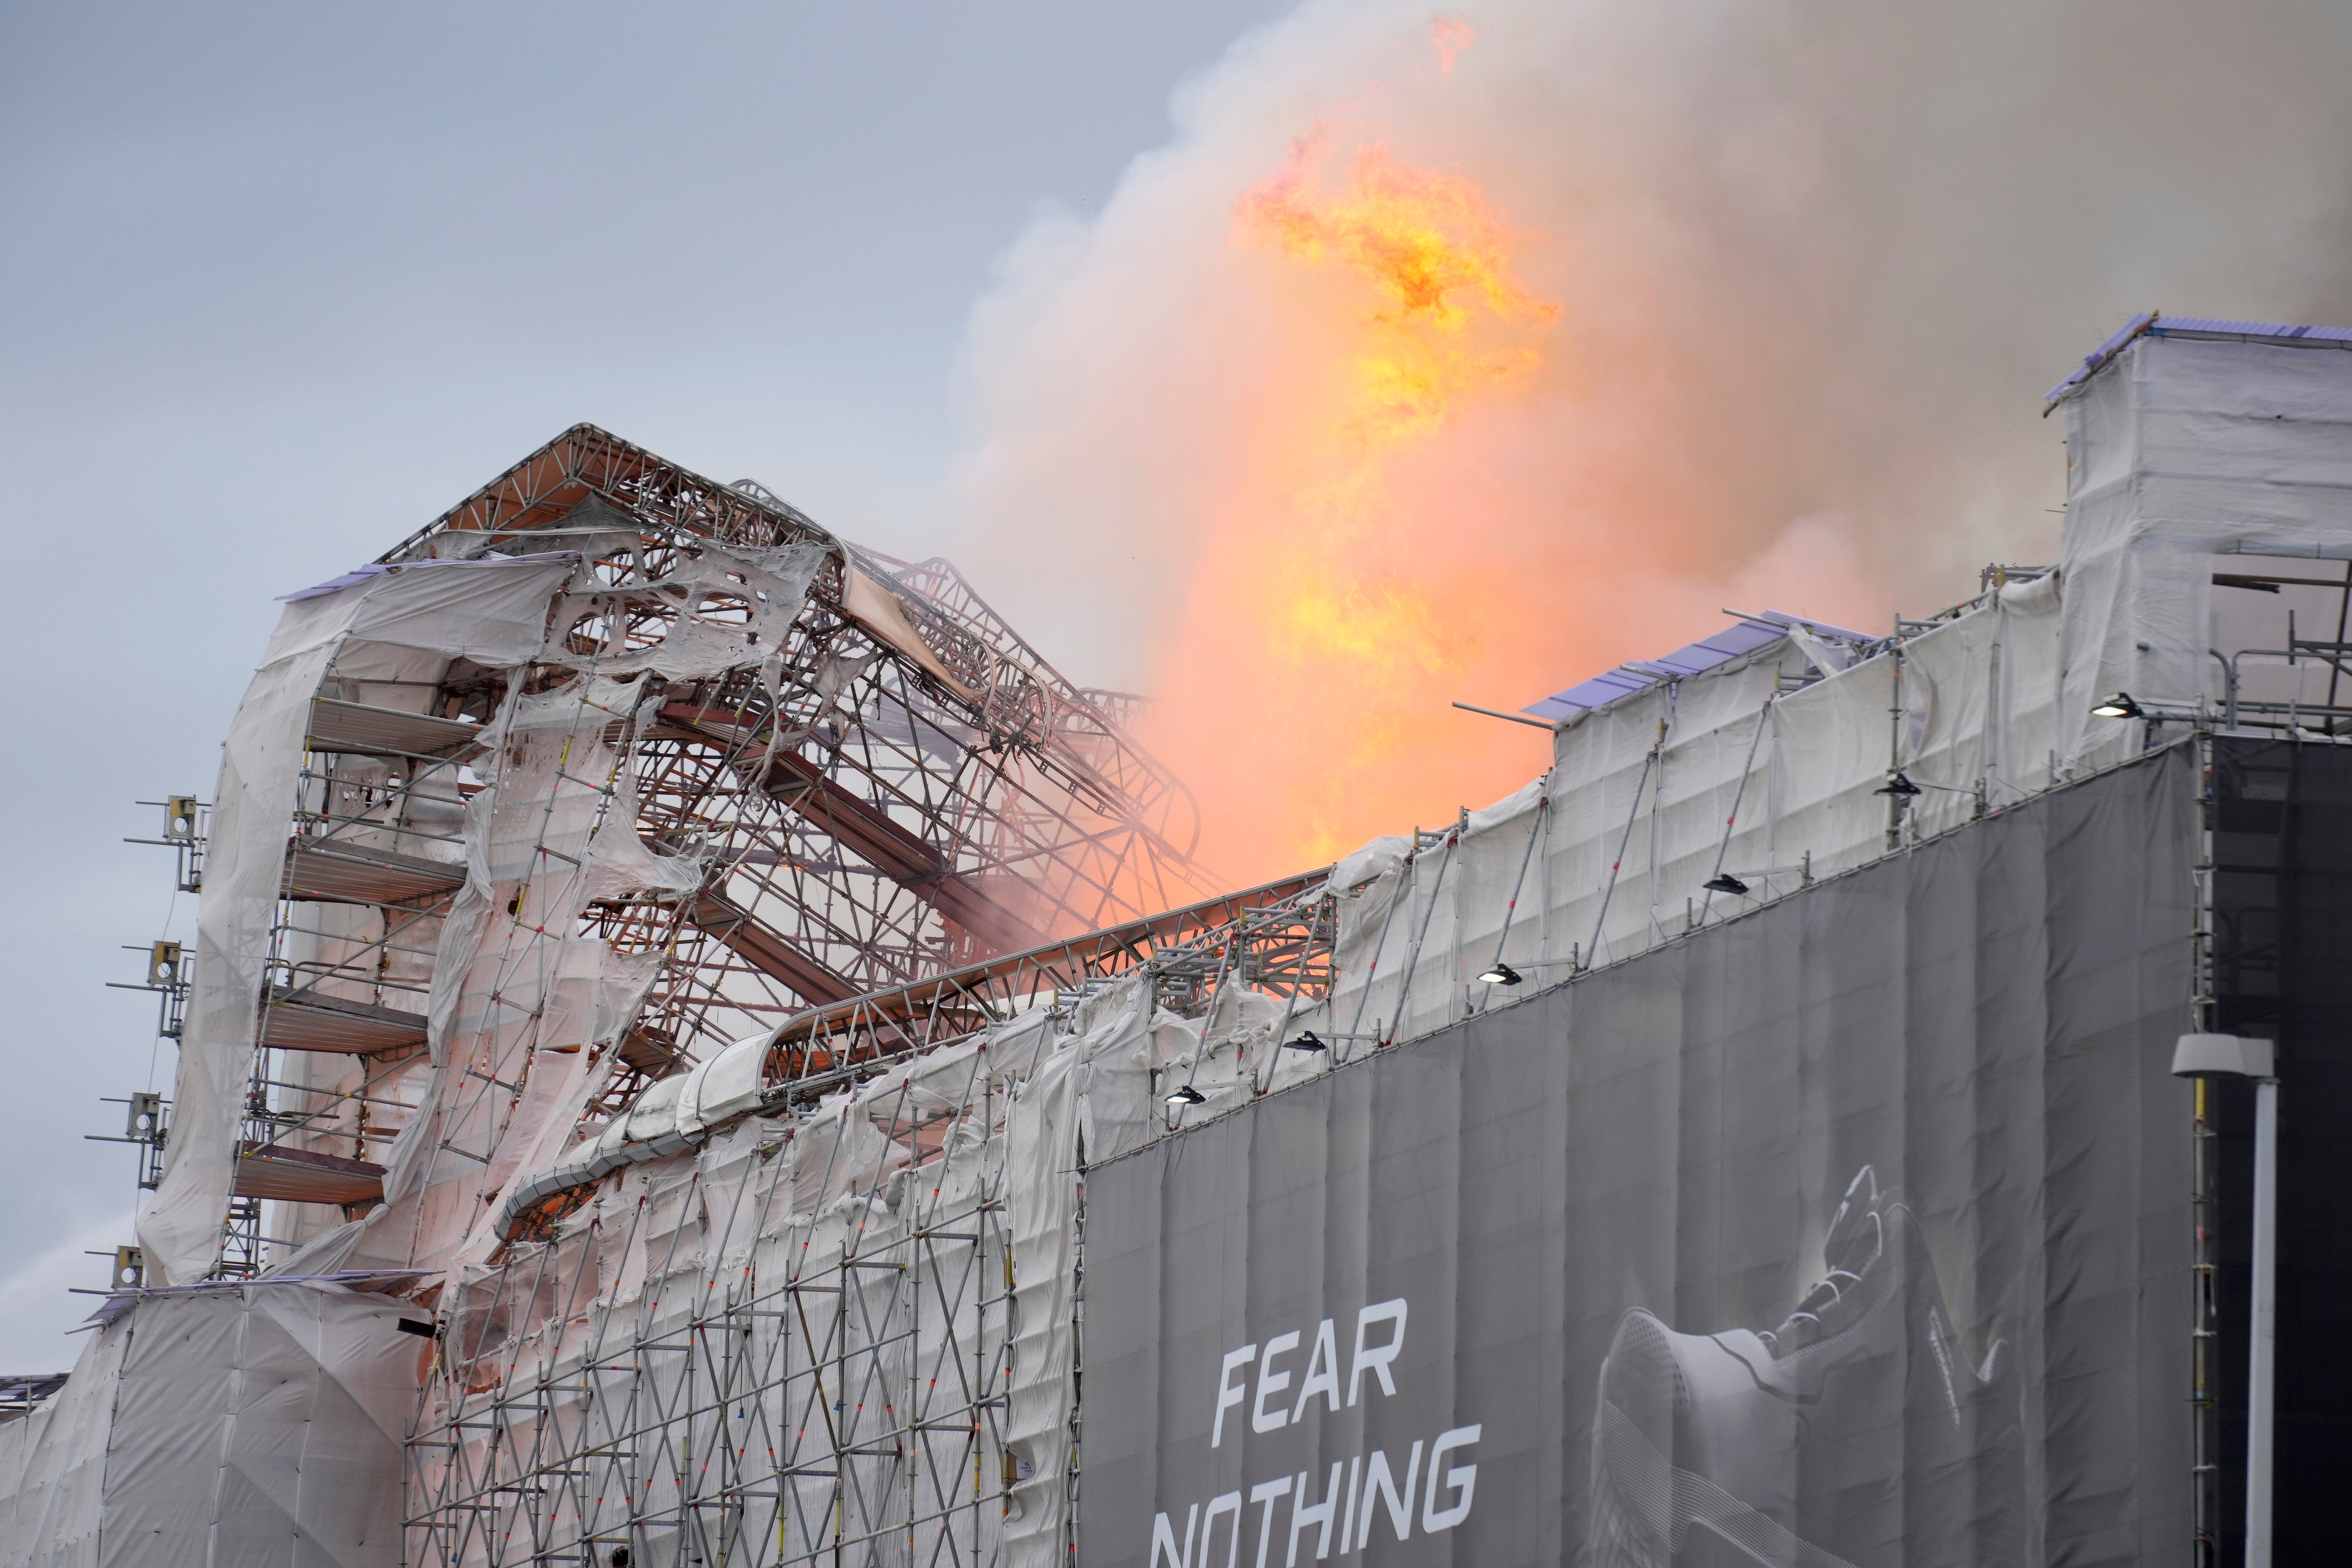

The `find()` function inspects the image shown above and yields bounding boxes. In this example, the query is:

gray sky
[0,1,1287,1354]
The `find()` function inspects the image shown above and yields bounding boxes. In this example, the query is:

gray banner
[1082,743,2195,1567]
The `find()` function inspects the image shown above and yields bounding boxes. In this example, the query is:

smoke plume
[947,0,2352,880]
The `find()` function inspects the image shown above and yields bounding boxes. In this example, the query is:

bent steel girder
[874,550,1199,854]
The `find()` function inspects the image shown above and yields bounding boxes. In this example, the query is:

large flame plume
[1236,132,1556,486]
[950,0,2352,884]
[1141,130,1561,868]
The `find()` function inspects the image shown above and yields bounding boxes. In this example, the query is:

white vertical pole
[2247,1075,2279,1568]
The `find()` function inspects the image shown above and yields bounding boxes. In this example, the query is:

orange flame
[1237,135,1554,481]
[1137,134,1561,878]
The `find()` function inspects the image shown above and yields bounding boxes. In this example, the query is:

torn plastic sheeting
[814,647,879,707]
[1330,839,1411,959]
[424,1041,1028,1562]
[547,541,829,681]
[483,968,1224,1264]
[472,726,616,891]
[842,563,982,701]
[455,1015,625,1261]
[898,1033,992,1117]
[587,946,665,1054]
[501,672,648,733]
[432,494,650,565]
[494,999,1018,1247]
[137,555,578,1287]
[1147,978,1312,1123]
[265,555,580,667]
[1330,832,1410,896]
[361,671,669,1274]
[440,984,1144,1562]
[1194,984,1291,1082]
[1754,607,1875,645]
[1781,623,1858,675]
[580,778,705,905]
[507,1015,999,1238]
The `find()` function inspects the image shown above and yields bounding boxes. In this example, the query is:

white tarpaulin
[1304,579,2067,1057]
[2057,330,2352,766]
[1001,1034,1084,1566]
[0,1280,428,1568]
[138,556,579,1287]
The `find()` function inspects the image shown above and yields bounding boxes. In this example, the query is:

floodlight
[2091,692,2145,719]
[1164,1084,1208,1107]
[1477,962,1524,986]
[1874,772,1923,798]
[1284,1032,1329,1052]
[1702,873,1749,896]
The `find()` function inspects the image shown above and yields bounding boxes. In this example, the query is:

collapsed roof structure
[7,314,2352,1565]
[130,424,1243,1288]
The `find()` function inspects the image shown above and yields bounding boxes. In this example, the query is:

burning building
[6,314,2350,1566]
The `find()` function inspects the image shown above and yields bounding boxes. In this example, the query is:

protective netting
[2055,331,2352,764]
[397,559,2102,1561]
[0,1280,429,1568]
[406,974,1243,1568]
[1293,572,2066,1057]
[41,335,2352,1566]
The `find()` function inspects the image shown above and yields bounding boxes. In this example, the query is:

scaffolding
[403,877,1336,1568]
[106,423,1224,1288]
[37,310,2352,1568]
[413,1097,1020,1568]
[391,431,1215,1048]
